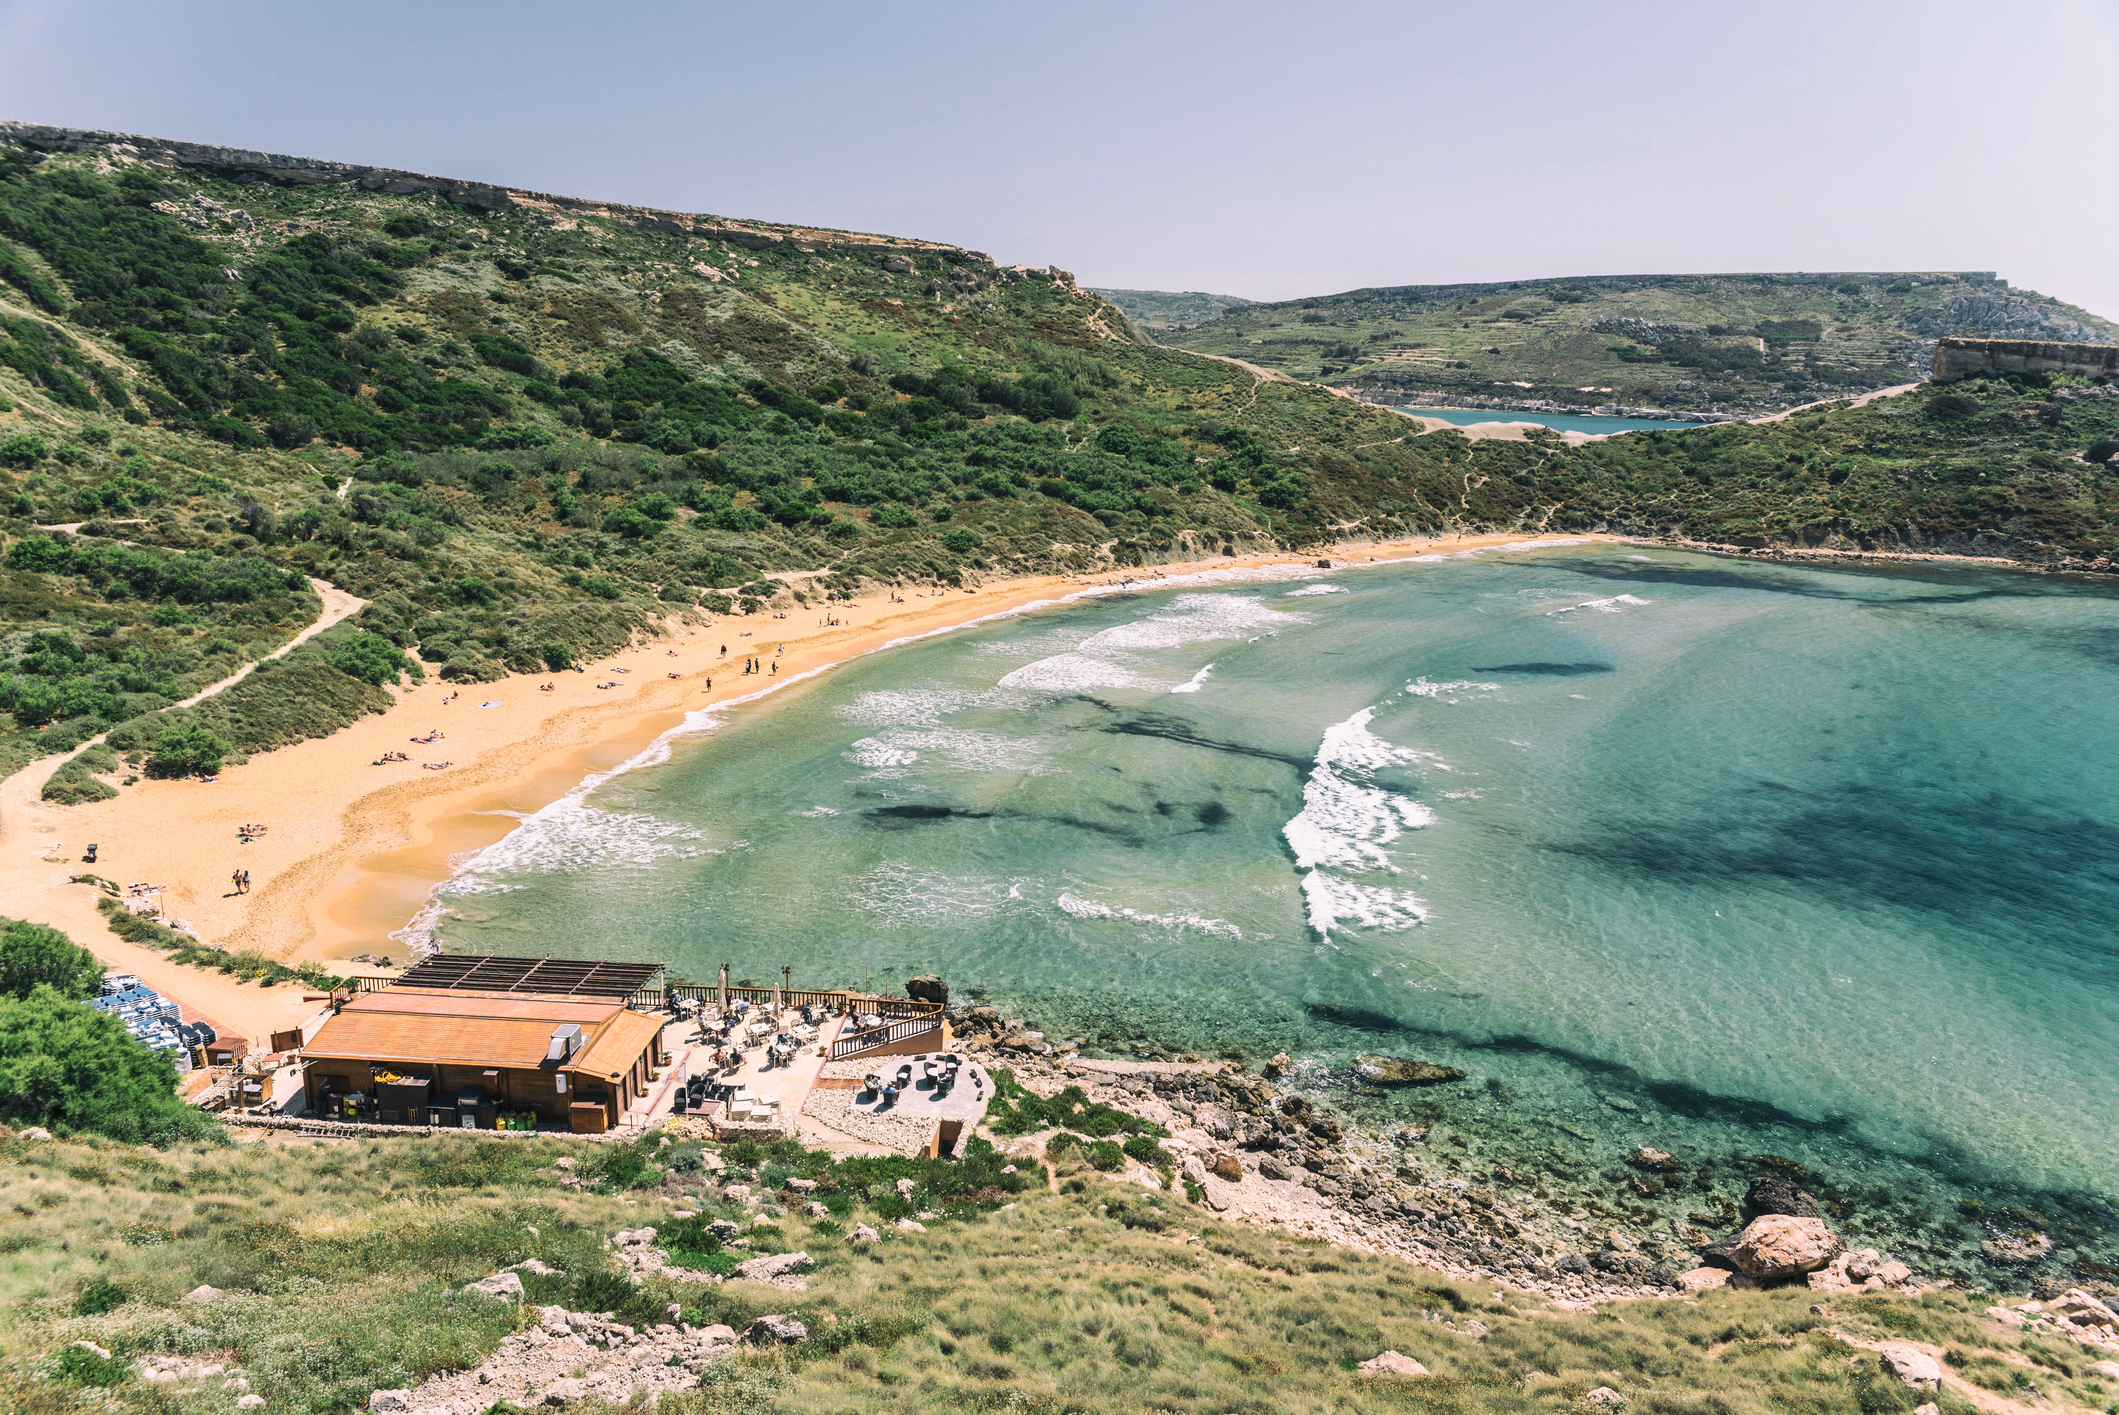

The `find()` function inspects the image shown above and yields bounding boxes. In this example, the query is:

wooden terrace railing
[828,1014,946,1060]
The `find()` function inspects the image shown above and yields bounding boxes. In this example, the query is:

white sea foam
[1000,594,1294,695]
[1056,891,1243,938]
[1282,707,1434,936]
[1170,663,1214,694]
[1407,677,1500,698]
[846,861,1041,928]
[798,805,840,818]
[1284,583,1348,597]
[1548,593,1652,615]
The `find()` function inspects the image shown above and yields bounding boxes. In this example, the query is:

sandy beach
[0,531,1615,1043]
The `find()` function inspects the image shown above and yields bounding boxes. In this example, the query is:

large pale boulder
[2051,1289,2119,1326]
[1676,1267,1733,1293]
[1878,1346,1942,1391]
[1729,1214,1840,1281]
[466,1271,524,1299]
[1359,1351,1428,1376]
[742,1314,808,1346]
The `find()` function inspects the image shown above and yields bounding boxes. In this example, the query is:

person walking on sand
[241,868,251,894]
[231,868,242,895]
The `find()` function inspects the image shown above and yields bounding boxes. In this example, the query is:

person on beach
[231,869,242,895]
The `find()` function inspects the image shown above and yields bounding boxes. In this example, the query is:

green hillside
[1089,288,1257,334]
[1155,272,2119,413]
[2,125,2119,794]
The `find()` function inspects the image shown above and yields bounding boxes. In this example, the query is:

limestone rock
[1913,1405,1939,1415]
[742,1314,808,1346]
[1354,1055,1465,1087]
[1676,1267,1733,1293]
[894,1178,916,1200]
[542,1378,584,1405]
[467,1271,524,1299]
[2052,1289,2119,1325]
[184,1285,223,1303]
[1194,1104,1238,1140]
[895,1218,926,1233]
[1263,1052,1291,1078]
[850,1224,879,1246]
[1878,1346,1942,1392]
[1258,1155,1291,1181]
[1981,1232,2052,1265]
[2087,1360,2119,1380]
[1875,1261,1911,1286]
[699,1324,737,1344]
[1585,1388,1627,1406]
[20,1126,52,1141]
[1181,1156,1210,1188]
[733,1251,813,1289]
[1744,1177,1822,1218]
[785,1177,817,1193]
[236,1396,265,1409]
[511,1259,562,1276]
[370,1391,411,1412]
[706,1219,741,1243]
[1729,1215,1840,1281]
[1631,1147,1681,1173]
[1358,1351,1428,1376]
[806,1201,830,1219]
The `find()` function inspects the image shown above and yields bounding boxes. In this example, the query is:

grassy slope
[1156,272,2119,412]
[2,1126,2102,1415]
[1089,288,1258,334]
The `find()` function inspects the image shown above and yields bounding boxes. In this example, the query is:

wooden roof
[303,989,661,1071]
[391,954,664,1000]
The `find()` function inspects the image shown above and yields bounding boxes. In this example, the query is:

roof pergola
[390,954,665,1001]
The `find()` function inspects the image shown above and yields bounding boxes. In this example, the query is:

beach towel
[479,701,502,709]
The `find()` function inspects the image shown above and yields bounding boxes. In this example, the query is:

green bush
[0,982,220,1142]
[72,1278,129,1315]
[0,431,46,467]
[147,720,231,778]
[55,1344,129,1386]
[328,629,415,686]
[0,918,103,1001]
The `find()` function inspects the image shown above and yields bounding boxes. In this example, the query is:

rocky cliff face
[1932,336,2119,383]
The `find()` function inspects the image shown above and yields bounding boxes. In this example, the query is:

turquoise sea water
[1401,406,1708,435]
[425,545,2119,1278]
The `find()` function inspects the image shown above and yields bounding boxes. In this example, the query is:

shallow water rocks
[1263,1052,1291,1078]
[1729,1215,1840,1281]
[1745,1177,1822,1218]
[467,1271,524,1299]
[1631,1147,1681,1173]
[1878,1346,1942,1391]
[1358,1351,1428,1376]
[1355,1055,1464,1087]
[1981,1232,2053,1264]
[743,1314,808,1346]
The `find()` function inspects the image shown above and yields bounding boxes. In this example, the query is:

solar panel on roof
[391,954,664,1000]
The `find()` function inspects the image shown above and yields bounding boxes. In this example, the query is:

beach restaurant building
[299,956,667,1133]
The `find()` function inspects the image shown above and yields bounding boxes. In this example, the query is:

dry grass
[0,1129,2107,1415]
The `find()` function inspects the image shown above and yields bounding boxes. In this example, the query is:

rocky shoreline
[941,1004,2111,1314]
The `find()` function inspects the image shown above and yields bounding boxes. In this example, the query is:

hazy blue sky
[5,0,2116,317]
